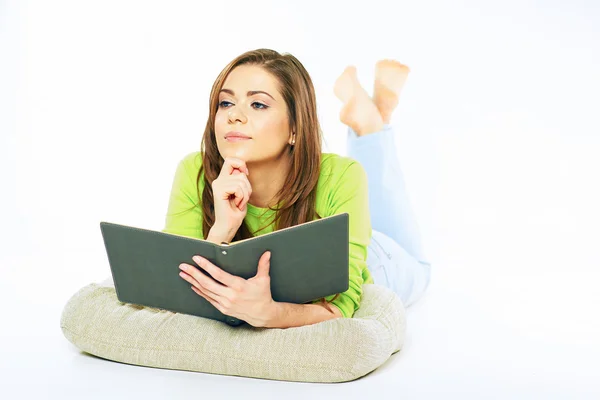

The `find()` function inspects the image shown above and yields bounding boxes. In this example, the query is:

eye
[252,102,268,110]
[218,101,232,108]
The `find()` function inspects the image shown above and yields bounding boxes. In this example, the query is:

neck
[246,153,292,209]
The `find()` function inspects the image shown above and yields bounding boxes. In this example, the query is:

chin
[219,148,250,161]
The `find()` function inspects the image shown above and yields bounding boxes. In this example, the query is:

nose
[228,107,247,124]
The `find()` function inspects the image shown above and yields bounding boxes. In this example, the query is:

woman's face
[214,65,292,163]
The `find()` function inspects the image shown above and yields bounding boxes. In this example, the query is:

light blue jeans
[347,124,431,307]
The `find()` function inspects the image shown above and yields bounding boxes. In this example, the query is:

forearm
[265,301,342,329]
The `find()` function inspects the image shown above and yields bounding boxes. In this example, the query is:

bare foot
[373,59,410,124]
[334,66,383,136]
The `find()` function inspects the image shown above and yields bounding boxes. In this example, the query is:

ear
[289,132,296,146]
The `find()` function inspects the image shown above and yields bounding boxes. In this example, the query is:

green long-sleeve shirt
[161,151,373,318]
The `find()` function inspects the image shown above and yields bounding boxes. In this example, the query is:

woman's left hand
[178,251,276,328]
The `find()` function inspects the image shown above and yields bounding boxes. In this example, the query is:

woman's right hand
[210,157,252,242]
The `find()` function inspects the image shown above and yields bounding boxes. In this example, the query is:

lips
[225,131,251,139]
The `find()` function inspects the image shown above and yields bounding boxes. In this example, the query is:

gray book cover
[100,212,349,326]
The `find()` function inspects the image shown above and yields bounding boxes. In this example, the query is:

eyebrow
[219,88,276,101]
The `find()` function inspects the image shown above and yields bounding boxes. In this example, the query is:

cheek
[214,111,227,132]
[214,112,229,145]
[258,114,289,141]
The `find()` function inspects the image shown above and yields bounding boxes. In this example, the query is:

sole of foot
[373,59,411,124]
[334,66,383,136]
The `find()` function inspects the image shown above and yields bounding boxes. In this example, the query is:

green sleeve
[312,161,372,318]
[161,152,204,239]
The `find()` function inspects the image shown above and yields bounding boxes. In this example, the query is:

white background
[1,0,599,398]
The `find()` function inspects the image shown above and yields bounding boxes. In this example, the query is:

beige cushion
[60,277,406,383]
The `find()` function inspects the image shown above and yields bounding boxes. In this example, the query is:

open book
[99,213,349,326]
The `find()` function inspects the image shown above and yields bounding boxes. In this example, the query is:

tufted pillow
[60,277,406,383]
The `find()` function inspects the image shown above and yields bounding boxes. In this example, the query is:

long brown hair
[195,49,340,311]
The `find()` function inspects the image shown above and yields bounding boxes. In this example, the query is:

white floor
[1,247,598,399]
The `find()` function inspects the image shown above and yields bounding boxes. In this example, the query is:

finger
[220,157,248,178]
[236,184,249,210]
[193,281,223,305]
[181,271,230,308]
[191,285,225,313]
[180,264,232,298]
[232,184,245,208]
[237,173,253,199]
[221,182,246,207]
[256,251,271,278]
[232,174,252,210]
[192,256,243,290]
[240,180,250,210]
[179,270,212,296]
[228,179,249,210]
[231,166,250,176]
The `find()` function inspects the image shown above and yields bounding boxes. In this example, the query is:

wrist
[207,224,236,244]
[263,301,281,329]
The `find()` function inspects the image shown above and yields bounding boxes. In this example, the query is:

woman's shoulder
[319,152,366,183]
[315,153,369,218]
[178,150,203,172]
[170,151,204,194]
[176,150,204,180]
[316,153,367,210]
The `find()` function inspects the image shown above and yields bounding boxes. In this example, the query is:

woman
[164,49,430,329]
